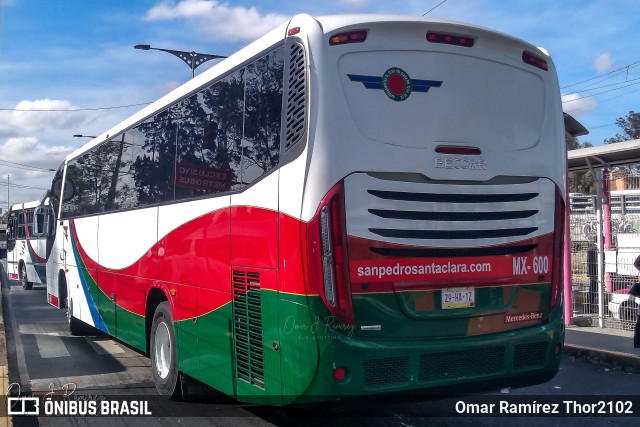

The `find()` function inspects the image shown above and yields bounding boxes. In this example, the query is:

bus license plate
[442,287,475,309]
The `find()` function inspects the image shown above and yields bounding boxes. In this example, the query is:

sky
[1,0,639,208]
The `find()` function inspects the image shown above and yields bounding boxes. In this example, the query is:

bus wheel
[20,263,32,290]
[150,302,180,399]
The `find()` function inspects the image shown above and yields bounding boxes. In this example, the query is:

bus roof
[314,14,536,47]
[10,199,44,211]
[64,13,549,163]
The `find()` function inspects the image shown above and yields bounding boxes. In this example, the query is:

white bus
[46,14,566,404]
[7,198,54,289]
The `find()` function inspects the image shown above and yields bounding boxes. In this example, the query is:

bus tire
[150,302,180,399]
[19,263,32,290]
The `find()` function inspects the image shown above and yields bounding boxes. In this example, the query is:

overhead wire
[0,182,49,191]
[561,60,640,90]
[562,80,640,103]
[423,0,449,16]
[0,102,152,112]
[0,159,56,172]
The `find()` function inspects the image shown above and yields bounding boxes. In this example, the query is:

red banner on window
[174,162,232,192]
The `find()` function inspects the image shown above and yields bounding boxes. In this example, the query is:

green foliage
[604,110,640,144]
[567,134,595,194]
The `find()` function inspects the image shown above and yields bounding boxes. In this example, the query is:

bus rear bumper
[291,316,564,404]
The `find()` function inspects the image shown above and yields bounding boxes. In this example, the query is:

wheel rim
[154,321,171,380]
[21,265,27,286]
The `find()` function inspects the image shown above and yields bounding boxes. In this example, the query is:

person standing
[631,256,640,348]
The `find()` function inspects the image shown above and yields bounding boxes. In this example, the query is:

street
[1,261,639,426]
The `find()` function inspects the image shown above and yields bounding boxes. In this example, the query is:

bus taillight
[426,32,475,47]
[523,51,548,71]
[309,181,355,326]
[329,31,367,46]
[550,188,565,311]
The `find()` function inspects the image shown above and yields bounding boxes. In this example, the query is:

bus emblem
[347,69,442,101]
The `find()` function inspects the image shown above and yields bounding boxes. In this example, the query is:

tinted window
[60,44,284,218]
[239,47,284,186]
[63,143,120,217]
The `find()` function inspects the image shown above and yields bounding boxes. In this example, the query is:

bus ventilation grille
[419,346,506,382]
[283,41,307,152]
[513,341,548,369]
[232,270,265,390]
[363,356,410,388]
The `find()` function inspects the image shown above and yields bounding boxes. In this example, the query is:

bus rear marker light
[427,32,475,47]
[522,51,548,71]
[329,30,367,45]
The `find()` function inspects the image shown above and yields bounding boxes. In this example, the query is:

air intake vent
[363,356,409,388]
[344,173,556,249]
[419,347,506,382]
[283,41,307,152]
[232,270,264,389]
[514,341,548,369]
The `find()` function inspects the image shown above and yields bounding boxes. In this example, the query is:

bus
[7,198,54,290]
[45,14,566,405]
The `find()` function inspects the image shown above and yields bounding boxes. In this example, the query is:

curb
[564,343,640,374]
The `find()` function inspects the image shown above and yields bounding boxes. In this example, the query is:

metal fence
[569,170,640,331]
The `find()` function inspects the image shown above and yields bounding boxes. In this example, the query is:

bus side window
[17,212,26,239]
[27,209,34,236]
[34,207,55,237]
[7,216,16,240]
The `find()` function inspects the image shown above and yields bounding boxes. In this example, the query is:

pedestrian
[631,256,640,348]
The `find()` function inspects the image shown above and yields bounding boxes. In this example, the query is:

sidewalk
[564,325,640,373]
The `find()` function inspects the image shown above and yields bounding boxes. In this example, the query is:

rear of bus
[291,15,565,402]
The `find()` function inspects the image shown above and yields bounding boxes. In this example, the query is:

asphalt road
[1,259,639,426]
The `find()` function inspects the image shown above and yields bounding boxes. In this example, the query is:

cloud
[593,53,614,74]
[0,137,75,205]
[0,99,95,136]
[144,0,289,41]
[1,137,73,170]
[561,93,597,115]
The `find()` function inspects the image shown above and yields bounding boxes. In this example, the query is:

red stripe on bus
[69,206,308,320]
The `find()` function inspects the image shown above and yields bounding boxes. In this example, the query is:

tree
[604,111,640,144]
[603,111,640,189]
[567,134,595,194]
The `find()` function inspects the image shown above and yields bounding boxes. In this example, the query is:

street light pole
[134,44,227,78]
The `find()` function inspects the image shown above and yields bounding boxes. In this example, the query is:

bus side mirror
[52,177,76,203]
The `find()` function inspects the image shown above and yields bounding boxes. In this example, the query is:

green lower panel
[278,296,320,405]
[174,288,563,406]
[198,302,235,397]
[115,308,146,352]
